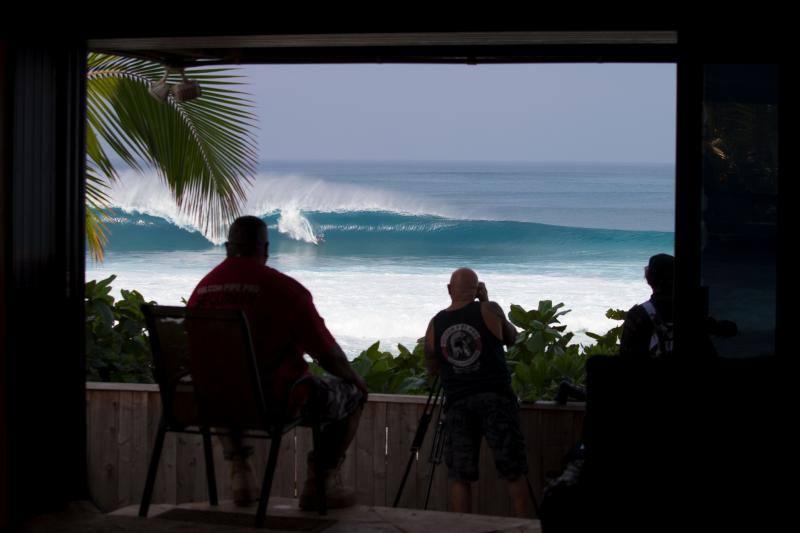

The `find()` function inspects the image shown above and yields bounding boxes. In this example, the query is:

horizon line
[256,157,676,166]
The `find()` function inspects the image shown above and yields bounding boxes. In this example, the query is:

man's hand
[476,281,488,302]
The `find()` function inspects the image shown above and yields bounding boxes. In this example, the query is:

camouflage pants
[443,392,528,482]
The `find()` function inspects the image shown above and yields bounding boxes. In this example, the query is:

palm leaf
[85,53,258,258]
[86,207,109,262]
[86,166,112,262]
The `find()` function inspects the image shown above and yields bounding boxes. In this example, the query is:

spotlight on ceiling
[148,66,201,103]
[148,71,170,101]
[173,70,202,103]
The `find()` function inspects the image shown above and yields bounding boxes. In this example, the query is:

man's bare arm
[501,315,519,346]
[483,301,518,347]
[424,319,440,376]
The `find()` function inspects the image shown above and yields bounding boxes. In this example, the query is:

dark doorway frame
[1,27,788,529]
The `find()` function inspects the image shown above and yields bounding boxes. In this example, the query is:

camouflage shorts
[221,376,363,460]
[443,392,528,482]
[302,375,365,425]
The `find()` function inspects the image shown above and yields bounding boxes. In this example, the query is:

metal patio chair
[138,305,326,527]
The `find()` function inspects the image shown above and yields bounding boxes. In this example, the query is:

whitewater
[87,160,675,356]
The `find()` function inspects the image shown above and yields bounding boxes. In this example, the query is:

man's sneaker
[298,454,356,510]
[230,458,258,507]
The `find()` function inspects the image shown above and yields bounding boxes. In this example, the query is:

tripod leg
[424,400,446,510]
[393,453,416,508]
[423,461,438,510]
[393,379,442,508]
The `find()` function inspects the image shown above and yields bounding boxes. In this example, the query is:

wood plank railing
[86,382,584,517]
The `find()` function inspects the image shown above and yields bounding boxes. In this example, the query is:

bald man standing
[425,268,530,517]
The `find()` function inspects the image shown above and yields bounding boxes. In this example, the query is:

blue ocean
[87,160,675,355]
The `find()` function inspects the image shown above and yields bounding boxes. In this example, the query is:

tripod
[392,378,542,517]
[393,377,444,509]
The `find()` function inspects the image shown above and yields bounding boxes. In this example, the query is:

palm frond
[86,53,258,249]
[86,122,119,182]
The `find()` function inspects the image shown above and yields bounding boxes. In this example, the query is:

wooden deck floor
[24,498,540,532]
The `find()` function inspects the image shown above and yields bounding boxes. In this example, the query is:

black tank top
[433,301,513,404]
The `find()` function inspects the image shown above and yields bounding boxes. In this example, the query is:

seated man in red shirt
[188,216,367,510]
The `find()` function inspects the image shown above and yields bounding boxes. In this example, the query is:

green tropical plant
[504,302,627,402]
[310,339,430,394]
[582,308,627,357]
[85,273,628,401]
[86,53,258,260]
[85,275,155,383]
[506,300,583,402]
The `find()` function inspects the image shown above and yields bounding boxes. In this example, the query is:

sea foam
[87,249,650,356]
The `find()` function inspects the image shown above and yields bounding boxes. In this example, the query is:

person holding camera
[424,268,531,517]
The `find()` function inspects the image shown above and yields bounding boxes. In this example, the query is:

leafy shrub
[313,301,626,401]
[582,308,627,357]
[310,339,431,394]
[506,301,626,402]
[85,275,627,403]
[506,301,580,402]
[85,275,155,383]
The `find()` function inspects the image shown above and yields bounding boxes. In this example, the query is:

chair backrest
[142,305,270,431]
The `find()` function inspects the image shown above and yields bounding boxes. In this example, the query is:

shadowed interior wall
[0,25,790,529]
[2,41,86,526]
[1,38,10,531]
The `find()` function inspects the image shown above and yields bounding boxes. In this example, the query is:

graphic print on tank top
[440,323,483,374]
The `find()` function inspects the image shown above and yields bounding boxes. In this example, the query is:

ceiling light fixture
[148,66,202,103]
[173,70,202,103]
[148,70,171,101]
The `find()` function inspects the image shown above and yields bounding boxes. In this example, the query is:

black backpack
[641,299,674,357]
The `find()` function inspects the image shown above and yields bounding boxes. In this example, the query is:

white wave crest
[276,207,318,244]
[104,170,455,244]
[106,169,210,235]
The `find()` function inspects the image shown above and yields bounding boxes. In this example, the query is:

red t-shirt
[187,257,337,410]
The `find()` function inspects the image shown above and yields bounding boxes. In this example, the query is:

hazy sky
[246,63,676,164]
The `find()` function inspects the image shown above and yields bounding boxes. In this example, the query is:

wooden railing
[86,382,584,517]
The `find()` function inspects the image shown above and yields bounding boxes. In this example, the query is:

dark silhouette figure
[188,216,367,510]
[424,268,531,517]
[619,253,675,358]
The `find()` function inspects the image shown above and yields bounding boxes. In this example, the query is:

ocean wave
[105,170,458,244]
[100,207,673,262]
